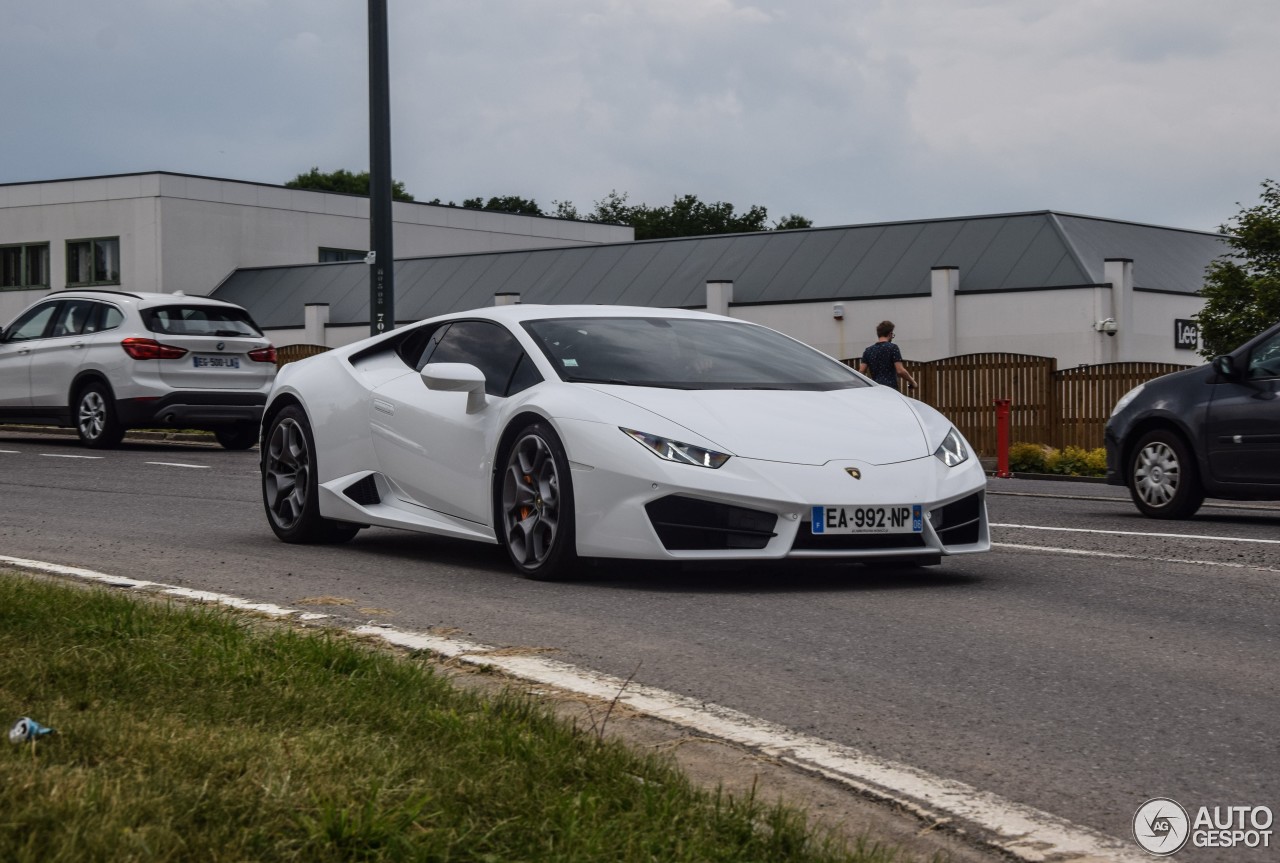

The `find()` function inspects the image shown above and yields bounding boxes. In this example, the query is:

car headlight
[933,427,969,467]
[621,428,731,469]
[1110,383,1145,418]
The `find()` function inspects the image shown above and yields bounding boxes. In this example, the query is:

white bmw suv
[0,290,276,449]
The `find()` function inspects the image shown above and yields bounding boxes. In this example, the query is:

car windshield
[523,317,868,391]
[142,305,262,337]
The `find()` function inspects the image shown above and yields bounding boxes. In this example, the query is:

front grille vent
[931,492,983,546]
[645,496,777,551]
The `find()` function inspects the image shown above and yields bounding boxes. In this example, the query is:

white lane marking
[0,555,1145,863]
[0,556,326,619]
[145,461,211,469]
[995,542,1280,573]
[39,453,104,460]
[0,449,20,454]
[993,522,1280,545]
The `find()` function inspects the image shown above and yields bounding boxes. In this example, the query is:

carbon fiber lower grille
[791,528,927,551]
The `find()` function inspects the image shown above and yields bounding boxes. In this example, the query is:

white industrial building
[0,171,632,323]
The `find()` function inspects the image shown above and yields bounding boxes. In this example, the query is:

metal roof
[212,210,1229,329]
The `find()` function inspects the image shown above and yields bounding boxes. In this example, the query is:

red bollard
[993,398,1013,478]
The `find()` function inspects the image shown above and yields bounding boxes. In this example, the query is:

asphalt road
[2,429,1277,861]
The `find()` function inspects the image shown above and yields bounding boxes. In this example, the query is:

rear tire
[75,381,125,449]
[215,424,258,451]
[495,421,580,580]
[262,406,360,544]
[1128,430,1204,519]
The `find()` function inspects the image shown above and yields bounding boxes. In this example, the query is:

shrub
[1044,445,1107,477]
[1005,443,1106,476]
[1007,442,1051,473]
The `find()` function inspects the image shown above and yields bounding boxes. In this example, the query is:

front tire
[75,381,125,449]
[1128,430,1204,519]
[215,424,258,451]
[262,406,360,544]
[495,422,580,580]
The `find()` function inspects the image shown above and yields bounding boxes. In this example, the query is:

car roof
[45,289,246,311]
[447,304,734,324]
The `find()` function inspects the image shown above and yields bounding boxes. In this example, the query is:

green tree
[285,167,415,202]
[573,191,810,240]
[1196,179,1280,358]
[461,195,545,216]
[772,213,814,230]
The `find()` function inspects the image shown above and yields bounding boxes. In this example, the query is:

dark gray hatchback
[1105,321,1280,518]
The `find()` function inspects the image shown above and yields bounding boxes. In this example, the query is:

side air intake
[342,475,381,506]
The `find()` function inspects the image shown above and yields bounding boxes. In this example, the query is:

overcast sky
[3,1,1276,232]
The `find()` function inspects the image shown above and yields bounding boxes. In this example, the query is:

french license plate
[193,355,240,369]
[811,504,923,534]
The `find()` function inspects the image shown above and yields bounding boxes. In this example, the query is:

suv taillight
[121,338,189,360]
[248,345,277,363]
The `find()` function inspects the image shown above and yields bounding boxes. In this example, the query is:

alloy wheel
[264,417,309,530]
[501,433,562,568]
[78,390,106,441]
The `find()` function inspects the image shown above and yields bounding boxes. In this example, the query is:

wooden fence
[275,344,331,367]
[884,353,1191,455]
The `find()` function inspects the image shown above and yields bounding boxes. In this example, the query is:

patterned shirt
[860,341,903,388]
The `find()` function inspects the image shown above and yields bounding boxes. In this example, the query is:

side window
[51,299,97,337]
[4,303,59,342]
[425,320,539,397]
[1246,332,1280,380]
[394,323,444,369]
[507,352,542,395]
[413,324,453,371]
[100,305,124,332]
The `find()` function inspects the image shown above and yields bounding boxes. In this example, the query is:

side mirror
[421,362,487,413]
[1212,355,1239,380]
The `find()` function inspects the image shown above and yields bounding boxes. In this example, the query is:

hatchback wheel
[262,406,360,543]
[75,382,125,449]
[1128,430,1204,519]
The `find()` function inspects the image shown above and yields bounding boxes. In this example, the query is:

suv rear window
[142,305,263,337]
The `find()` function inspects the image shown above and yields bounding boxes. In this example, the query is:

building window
[319,247,366,263]
[66,237,120,286]
[1,243,50,290]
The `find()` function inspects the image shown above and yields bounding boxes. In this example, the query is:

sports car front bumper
[559,418,989,562]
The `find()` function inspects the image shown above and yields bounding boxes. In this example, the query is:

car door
[369,320,536,524]
[28,299,98,407]
[0,302,60,409]
[1206,328,1280,485]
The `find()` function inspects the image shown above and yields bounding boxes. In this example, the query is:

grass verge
[1,573,902,863]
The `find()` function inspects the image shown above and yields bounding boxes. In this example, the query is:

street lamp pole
[368,0,394,335]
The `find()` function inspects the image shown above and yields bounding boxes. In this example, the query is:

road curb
[0,423,219,445]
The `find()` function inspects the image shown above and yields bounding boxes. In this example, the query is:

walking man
[858,321,919,392]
